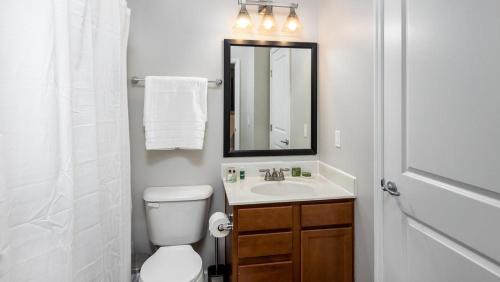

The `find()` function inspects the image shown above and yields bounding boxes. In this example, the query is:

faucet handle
[278,168,290,180]
[259,168,272,181]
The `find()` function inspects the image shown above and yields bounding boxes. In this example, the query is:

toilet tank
[143,185,213,246]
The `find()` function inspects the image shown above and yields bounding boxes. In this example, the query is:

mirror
[224,39,317,157]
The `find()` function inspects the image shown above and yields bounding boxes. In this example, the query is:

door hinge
[381,178,385,188]
[270,70,273,78]
[270,124,273,131]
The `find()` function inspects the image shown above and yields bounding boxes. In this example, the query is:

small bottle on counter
[239,169,245,180]
[226,169,234,182]
[291,167,301,177]
[232,169,238,182]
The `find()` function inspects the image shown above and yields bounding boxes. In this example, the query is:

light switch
[335,130,341,148]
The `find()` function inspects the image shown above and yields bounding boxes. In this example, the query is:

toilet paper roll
[209,212,230,238]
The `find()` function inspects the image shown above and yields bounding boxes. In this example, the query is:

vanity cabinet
[225,199,354,282]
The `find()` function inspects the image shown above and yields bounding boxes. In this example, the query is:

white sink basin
[250,181,315,196]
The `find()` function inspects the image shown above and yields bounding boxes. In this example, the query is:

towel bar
[130,76,223,87]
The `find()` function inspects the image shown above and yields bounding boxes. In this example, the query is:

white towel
[143,76,208,150]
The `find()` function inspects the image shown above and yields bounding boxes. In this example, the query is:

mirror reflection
[229,46,312,152]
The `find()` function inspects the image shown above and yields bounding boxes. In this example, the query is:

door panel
[270,48,291,149]
[383,0,500,281]
[400,172,500,263]
[405,0,500,191]
[405,219,500,282]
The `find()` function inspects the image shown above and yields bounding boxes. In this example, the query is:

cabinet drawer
[238,232,293,258]
[301,201,353,227]
[238,261,293,282]
[237,205,293,232]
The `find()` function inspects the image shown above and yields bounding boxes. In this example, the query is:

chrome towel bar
[130,76,223,87]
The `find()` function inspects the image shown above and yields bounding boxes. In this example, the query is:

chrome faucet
[259,168,290,181]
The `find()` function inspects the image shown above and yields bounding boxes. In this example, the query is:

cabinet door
[301,228,353,282]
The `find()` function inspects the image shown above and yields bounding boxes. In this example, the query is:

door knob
[280,138,289,145]
[382,180,400,196]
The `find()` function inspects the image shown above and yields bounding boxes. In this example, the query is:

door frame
[231,58,241,150]
[373,0,384,281]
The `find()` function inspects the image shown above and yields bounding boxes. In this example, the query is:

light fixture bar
[238,0,298,9]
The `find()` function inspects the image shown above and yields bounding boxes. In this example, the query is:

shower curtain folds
[0,1,131,281]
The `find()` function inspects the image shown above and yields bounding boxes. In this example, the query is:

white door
[382,0,500,281]
[270,48,291,149]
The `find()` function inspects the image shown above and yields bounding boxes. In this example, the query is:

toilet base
[139,269,203,282]
[140,245,204,282]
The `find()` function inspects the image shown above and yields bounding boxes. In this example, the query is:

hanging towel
[143,76,208,150]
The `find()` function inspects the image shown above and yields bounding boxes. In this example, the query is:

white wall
[127,0,319,267]
[231,47,255,149]
[290,49,312,149]
[318,0,375,281]
[253,48,270,149]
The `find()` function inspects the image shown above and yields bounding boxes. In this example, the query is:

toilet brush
[207,236,226,282]
[208,212,231,282]
[215,236,219,272]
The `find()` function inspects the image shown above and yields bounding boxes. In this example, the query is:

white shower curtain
[0,1,131,281]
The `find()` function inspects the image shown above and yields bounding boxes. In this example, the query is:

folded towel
[143,76,208,150]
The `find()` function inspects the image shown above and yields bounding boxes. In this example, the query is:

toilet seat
[140,245,203,282]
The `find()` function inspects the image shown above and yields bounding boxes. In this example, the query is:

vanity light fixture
[283,8,301,32]
[234,4,253,30]
[234,0,301,33]
[259,6,277,32]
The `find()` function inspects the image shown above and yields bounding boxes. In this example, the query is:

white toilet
[140,185,214,282]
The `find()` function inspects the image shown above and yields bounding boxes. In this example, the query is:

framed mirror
[223,39,317,157]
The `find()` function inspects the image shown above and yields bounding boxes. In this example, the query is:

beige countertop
[223,175,355,206]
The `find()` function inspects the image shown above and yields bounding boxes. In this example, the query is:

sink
[250,181,315,196]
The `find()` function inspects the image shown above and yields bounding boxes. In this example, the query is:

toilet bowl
[140,185,213,282]
[140,245,203,282]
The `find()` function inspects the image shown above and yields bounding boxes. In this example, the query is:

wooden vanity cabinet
[225,199,354,282]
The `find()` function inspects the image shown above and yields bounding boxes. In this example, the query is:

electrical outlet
[335,130,341,148]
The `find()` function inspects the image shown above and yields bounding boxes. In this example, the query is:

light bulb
[286,19,299,31]
[283,8,302,33]
[263,16,275,29]
[234,5,253,31]
[259,7,276,32]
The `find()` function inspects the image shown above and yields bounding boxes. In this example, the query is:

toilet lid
[140,245,202,282]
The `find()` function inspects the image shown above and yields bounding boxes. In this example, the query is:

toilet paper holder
[217,223,233,231]
[217,213,233,231]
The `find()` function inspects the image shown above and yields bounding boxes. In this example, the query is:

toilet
[140,185,214,282]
